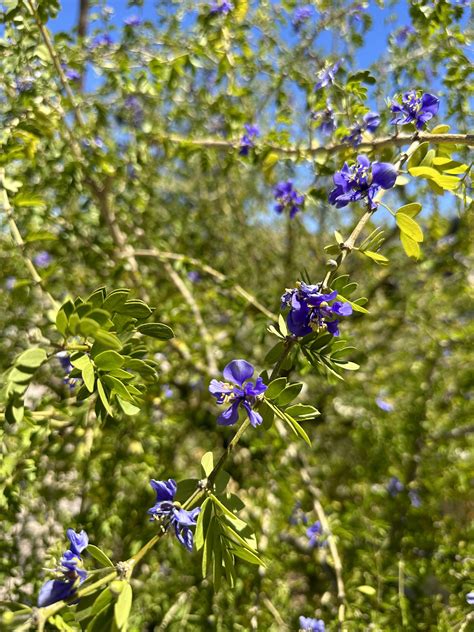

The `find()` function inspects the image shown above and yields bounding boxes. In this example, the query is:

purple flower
[123,95,143,125]
[281,282,352,337]
[90,33,113,49]
[306,521,323,548]
[292,6,312,31]
[329,155,397,210]
[124,15,142,27]
[394,25,416,45]
[409,489,422,508]
[344,112,380,147]
[16,77,35,93]
[209,1,233,15]
[376,397,393,412]
[315,61,341,90]
[390,91,439,130]
[187,270,201,283]
[312,104,336,135]
[37,528,88,608]
[299,616,325,632]
[209,360,267,428]
[147,479,200,551]
[57,352,80,389]
[466,591,474,605]
[64,67,81,82]
[239,123,260,156]
[33,251,52,268]
[387,476,404,497]
[274,181,304,218]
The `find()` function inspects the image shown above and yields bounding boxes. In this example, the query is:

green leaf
[332,360,360,371]
[16,347,47,370]
[137,322,174,339]
[278,314,288,337]
[274,382,303,406]
[285,404,320,420]
[56,309,69,336]
[94,350,124,370]
[400,233,421,259]
[114,582,132,630]
[264,377,287,400]
[337,295,369,314]
[195,497,212,551]
[201,451,214,477]
[97,379,113,416]
[102,289,130,312]
[117,300,153,319]
[116,397,141,415]
[81,358,95,393]
[86,544,114,568]
[362,250,389,265]
[396,213,423,243]
[356,585,376,596]
[92,330,123,352]
[396,203,422,218]
[229,545,264,566]
[90,588,114,616]
[264,341,285,365]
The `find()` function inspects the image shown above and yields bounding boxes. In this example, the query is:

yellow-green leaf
[400,233,421,259]
[396,213,423,243]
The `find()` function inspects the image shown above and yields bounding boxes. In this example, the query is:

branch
[151,131,474,157]
[133,248,277,322]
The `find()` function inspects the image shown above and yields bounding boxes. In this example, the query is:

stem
[0,168,59,310]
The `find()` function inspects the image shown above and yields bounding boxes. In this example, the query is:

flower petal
[242,401,263,428]
[217,400,241,425]
[38,579,75,608]
[223,359,254,386]
[150,478,177,502]
[372,162,397,189]
[66,529,89,556]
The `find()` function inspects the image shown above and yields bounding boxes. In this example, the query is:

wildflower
[292,6,312,31]
[210,1,233,15]
[281,282,352,337]
[394,25,416,45]
[37,529,88,608]
[124,15,142,26]
[33,251,52,268]
[239,123,260,156]
[57,352,79,389]
[466,591,474,605]
[315,61,341,90]
[273,181,304,218]
[90,33,113,49]
[390,91,439,130]
[328,155,397,210]
[387,476,404,497]
[343,111,380,147]
[187,270,201,283]
[16,77,35,93]
[306,521,323,548]
[409,489,422,508]
[209,359,267,427]
[312,104,336,135]
[64,67,81,82]
[376,397,394,412]
[147,479,200,551]
[299,616,325,632]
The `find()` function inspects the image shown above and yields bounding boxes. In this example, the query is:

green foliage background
[0,0,473,630]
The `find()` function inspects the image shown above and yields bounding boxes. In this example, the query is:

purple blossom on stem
[387,476,404,497]
[344,111,380,147]
[64,67,81,82]
[33,251,52,268]
[239,123,260,156]
[124,15,142,27]
[315,61,341,90]
[209,360,267,427]
[390,91,439,130]
[273,181,304,218]
[299,616,325,632]
[329,155,397,210]
[90,33,113,49]
[187,270,201,283]
[37,529,88,608]
[306,521,323,548]
[312,104,336,135]
[147,479,200,551]
[292,6,312,31]
[16,77,35,93]
[281,282,352,337]
[209,1,233,15]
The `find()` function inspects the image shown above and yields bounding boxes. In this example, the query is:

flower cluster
[315,60,341,90]
[299,616,325,631]
[292,6,312,31]
[329,154,397,210]
[239,123,260,156]
[306,520,324,548]
[209,359,267,427]
[33,251,52,268]
[147,479,200,551]
[210,1,233,15]
[390,91,439,130]
[38,529,88,608]
[312,103,336,135]
[273,181,304,218]
[281,282,352,337]
[387,476,404,497]
[344,111,380,146]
